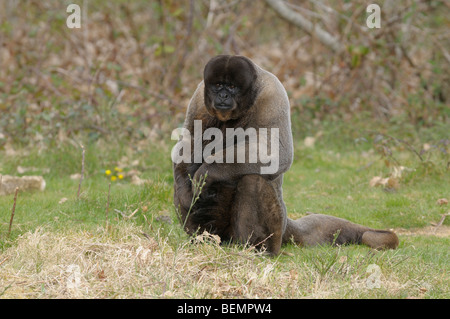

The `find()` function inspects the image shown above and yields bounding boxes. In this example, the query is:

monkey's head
[203,55,258,122]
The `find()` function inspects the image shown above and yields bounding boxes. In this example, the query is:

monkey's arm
[173,162,193,211]
[193,118,293,187]
[173,82,206,210]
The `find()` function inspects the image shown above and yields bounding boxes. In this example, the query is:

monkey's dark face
[204,55,258,122]
[209,82,238,110]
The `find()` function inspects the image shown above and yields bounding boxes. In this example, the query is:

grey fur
[173,55,398,255]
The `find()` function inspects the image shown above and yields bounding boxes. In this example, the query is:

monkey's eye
[215,83,223,88]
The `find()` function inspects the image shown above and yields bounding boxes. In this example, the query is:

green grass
[284,144,448,229]
[0,141,173,242]
[0,135,449,298]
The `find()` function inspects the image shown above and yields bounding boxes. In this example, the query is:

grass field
[0,129,449,299]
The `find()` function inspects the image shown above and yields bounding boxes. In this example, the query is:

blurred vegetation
[0,1,448,299]
[0,0,448,152]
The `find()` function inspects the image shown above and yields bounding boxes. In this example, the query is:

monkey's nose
[218,92,229,100]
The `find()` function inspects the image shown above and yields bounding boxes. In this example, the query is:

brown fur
[173,55,399,255]
[283,214,398,250]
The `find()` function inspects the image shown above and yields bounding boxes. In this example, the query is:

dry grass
[0,223,277,298]
[2,220,441,299]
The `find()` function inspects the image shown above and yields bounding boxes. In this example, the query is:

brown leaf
[96,269,106,281]
[386,177,399,189]
[369,176,388,187]
[304,136,315,148]
[70,173,81,180]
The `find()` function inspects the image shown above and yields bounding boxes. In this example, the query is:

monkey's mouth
[215,104,233,110]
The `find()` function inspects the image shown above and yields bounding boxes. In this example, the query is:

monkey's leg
[283,214,398,249]
[231,175,284,256]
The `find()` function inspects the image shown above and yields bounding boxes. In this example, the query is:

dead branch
[8,187,19,237]
[0,256,10,266]
[367,131,424,162]
[434,212,450,228]
[77,143,85,199]
[264,0,344,53]
[116,81,182,109]
[105,182,111,228]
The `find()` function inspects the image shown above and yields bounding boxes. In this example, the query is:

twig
[182,173,207,231]
[0,256,10,266]
[367,131,424,162]
[168,0,194,92]
[114,208,138,220]
[141,232,152,241]
[105,182,111,228]
[433,212,450,232]
[128,208,139,219]
[142,214,153,230]
[8,187,19,238]
[116,81,182,109]
[253,233,274,248]
[432,36,450,64]
[264,0,344,53]
[114,209,127,218]
[77,144,85,199]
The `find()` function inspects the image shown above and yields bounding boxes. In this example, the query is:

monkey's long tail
[282,214,399,250]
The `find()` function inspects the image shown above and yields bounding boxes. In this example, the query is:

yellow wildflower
[111,176,117,181]
[105,170,112,176]
[118,174,124,179]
